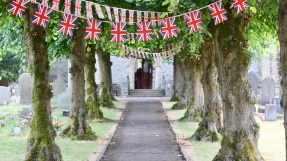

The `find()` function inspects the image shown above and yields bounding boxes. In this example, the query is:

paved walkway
[101,101,183,161]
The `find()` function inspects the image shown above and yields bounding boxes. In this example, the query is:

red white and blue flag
[95,4,105,19]
[121,9,127,22]
[129,10,134,25]
[58,13,77,36]
[32,4,53,28]
[52,0,60,10]
[75,0,82,17]
[157,12,161,26]
[86,1,93,19]
[136,22,152,42]
[160,17,178,39]
[232,0,249,14]
[113,7,119,22]
[42,0,48,6]
[208,1,228,25]
[137,11,142,22]
[9,0,30,18]
[105,6,112,21]
[184,10,203,33]
[64,0,71,14]
[110,22,126,42]
[85,19,102,40]
[151,12,156,26]
[144,12,148,21]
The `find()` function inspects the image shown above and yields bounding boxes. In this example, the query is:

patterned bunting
[184,10,203,33]
[208,1,227,25]
[129,10,134,25]
[42,0,48,6]
[121,9,127,22]
[86,1,93,19]
[95,4,105,19]
[64,0,71,14]
[105,6,112,21]
[157,12,161,26]
[231,0,249,14]
[52,0,60,10]
[151,12,156,26]
[85,19,102,40]
[75,0,82,17]
[161,17,178,39]
[110,22,126,42]
[144,12,148,21]
[113,7,119,22]
[136,22,152,42]
[137,11,142,22]
[58,13,77,36]
[32,4,53,28]
[9,0,30,18]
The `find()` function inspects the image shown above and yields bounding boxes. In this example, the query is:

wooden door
[142,61,149,89]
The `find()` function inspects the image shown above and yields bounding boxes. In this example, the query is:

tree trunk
[213,5,262,160]
[192,34,223,141]
[23,3,62,160]
[170,55,180,102]
[180,56,203,121]
[61,20,96,140]
[97,49,115,108]
[278,1,287,161]
[85,43,103,119]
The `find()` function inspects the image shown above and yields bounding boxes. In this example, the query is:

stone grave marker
[0,86,11,104]
[52,75,66,104]
[19,73,32,104]
[13,127,22,136]
[248,71,259,95]
[270,97,283,114]
[261,77,275,104]
[265,104,277,121]
[0,78,9,87]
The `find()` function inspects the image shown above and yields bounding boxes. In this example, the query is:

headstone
[121,82,128,97]
[261,77,275,104]
[270,97,283,114]
[265,104,277,121]
[19,73,32,104]
[13,127,22,136]
[57,87,71,109]
[0,78,9,87]
[0,86,11,104]
[248,71,259,95]
[52,75,67,104]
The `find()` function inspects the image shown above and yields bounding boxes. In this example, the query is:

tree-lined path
[101,101,183,161]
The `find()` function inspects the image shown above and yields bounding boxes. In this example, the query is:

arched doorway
[134,60,153,89]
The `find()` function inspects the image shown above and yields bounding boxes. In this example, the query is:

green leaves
[162,0,170,6]
[250,7,257,13]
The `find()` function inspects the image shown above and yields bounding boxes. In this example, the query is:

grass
[0,101,122,161]
[163,102,285,161]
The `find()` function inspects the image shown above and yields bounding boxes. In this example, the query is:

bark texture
[213,4,262,161]
[180,56,203,122]
[85,44,103,119]
[61,21,96,140]
[170,55,180,102]
[192,34,223,141]
[97,49,115,108]
[278,1,287,160]
[24,3,62,161]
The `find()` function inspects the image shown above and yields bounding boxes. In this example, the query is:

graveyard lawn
[0,101,123,161]
[162,101,285,161]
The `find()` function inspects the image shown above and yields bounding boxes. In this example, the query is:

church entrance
[134,60,153,89]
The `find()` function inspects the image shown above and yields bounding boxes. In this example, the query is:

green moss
[241,140,258,161]
[170,90,179,101]
[61,125,97,141]
[100,82,115,108]
[171,102,187,110]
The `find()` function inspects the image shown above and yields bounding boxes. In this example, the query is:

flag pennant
[120,9,127,22]
[95,4,105,19]
[137,11,142,22]
[131,33,135,42]
[9,0,30,18]
[113,7,119,22]
[161,17,178,39]
[129,10,134,25]
[58,13,77,36]
[110,22,127,42]
[75,0,82,17]
[231,0,249,14]
[64,0,72,14]
[30,0,36,3]
[157,12,161,26]
[85,19,102,40]
[86,1,93,19]
[151,12,156,26]
[105,6,112,21]
[136,22,153,42]
[42,0,49,6]
[32,4,53,28]
[208,1,228,25]
[144,12,148,21]
[184,10,203,33]
[127,33,130,40]
[52,0,60,10]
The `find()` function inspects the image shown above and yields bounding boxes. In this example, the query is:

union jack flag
[105,6,112,21]
[110,22,126,42]
[42,0,48,6]
[32,4,53,28]
[232,0,249,14]
[95,4,105,19]
[64,0,71,14]
[151,12,156,26]
[136,22,152,42]
[113,7,119,22]
[144,12,148,21]
[75,0,82,17]
[161,17,178,39]
[208,1,228,25]
[157,12,161,26]
[58,13,77,36]
[9,0,29,18]
[129,10,134,25]
[52,0,60,10]
[86,1,93,19]
[137,11,142,22]
[121,9,127,22]
[85,19,102,40]
[184,10,203,33]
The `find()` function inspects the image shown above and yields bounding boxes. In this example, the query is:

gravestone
[261,77,275,104]
[270,97,283,114]
[57,87,71,109]
[0,86,11,104]
[0,78,9,87]
[265,104,277,121]
[19,73,32,104]
[13,127,22,136]
[248,71,259,95]
[52,75,67,104]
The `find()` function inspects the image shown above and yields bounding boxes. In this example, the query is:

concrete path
[101,101,183,161]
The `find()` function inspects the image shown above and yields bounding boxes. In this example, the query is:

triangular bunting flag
[137,11,142,22]
[86,1,93,19]
[52,0,60,10]
[151,12,156,26]
[75,0,82,17]
[64,0,71,14]
[113,7,119,22]
[105,6,112,21]
[95,4,105,19]
[121,9,127,22]
[144,12,148,21]
[129,10,134,25]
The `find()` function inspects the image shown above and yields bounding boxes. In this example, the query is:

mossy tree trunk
[213,4,262,161]
[23,3,62,160]
[278,1,287,160]
[170,55,180,102]
[97,48,115,108]
[180,56,203,121]
[61,20,96,140]
[192,34,223,141]
[85,43,103,119]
